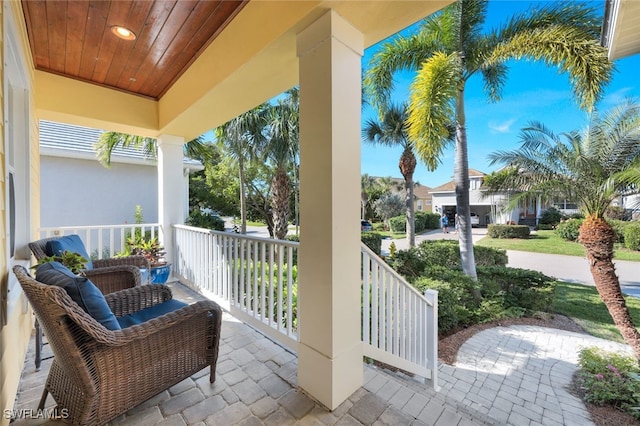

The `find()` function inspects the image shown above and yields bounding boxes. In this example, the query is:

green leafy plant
[487,224,531,239]
[124,236,167,267]
[555,218,584,241]
[32,251,88,275]
[577,347,640,419]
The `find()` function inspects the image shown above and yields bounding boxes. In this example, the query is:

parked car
[361,220,373,232]
[470,212,480,227]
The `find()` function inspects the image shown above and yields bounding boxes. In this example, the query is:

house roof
[39,120,203,170]
[430,181,456,193]
[429,169,487,194]
[413,185,432,199]
[601,0,640,60]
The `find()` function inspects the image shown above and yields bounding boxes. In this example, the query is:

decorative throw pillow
[117,299,187,329]
[45,234,93,269]
[35,262,121,331]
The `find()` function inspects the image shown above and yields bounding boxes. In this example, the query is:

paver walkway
[11,279,634,425]
[440,325,632,426]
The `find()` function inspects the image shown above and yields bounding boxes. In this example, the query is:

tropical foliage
[488,101,640,359]
[364,0,613,280]
[363,104,418,246]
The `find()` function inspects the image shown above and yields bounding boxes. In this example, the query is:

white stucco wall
[40,156,158,227]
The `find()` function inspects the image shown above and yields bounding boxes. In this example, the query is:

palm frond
[486,24,613,112]
[407,52,460,170]
[94,132,156,167]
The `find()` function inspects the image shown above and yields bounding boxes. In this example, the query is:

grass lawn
[553,281,640,343]
[476,229,640,261]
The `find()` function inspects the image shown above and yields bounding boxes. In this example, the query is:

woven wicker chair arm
[93,255,150,270]
[83,265,141,292]
[110,300,221,345]
[106,284,173,316]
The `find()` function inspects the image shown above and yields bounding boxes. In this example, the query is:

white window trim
[4,3,32,319]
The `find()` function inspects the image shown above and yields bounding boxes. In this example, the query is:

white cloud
[603,87,634,106]
[488,118,516,134]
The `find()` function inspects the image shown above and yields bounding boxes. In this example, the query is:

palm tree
[363,104,418,246]
[365,0,612,279]
[488,101,640,359]
[215,105,268,234]
[95,133,209,167]
[360,174,378,220]
[264,88,299,240]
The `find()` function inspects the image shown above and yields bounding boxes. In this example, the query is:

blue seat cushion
[45,234,93,270]
[35,262,121,331]
[117,299,188,329]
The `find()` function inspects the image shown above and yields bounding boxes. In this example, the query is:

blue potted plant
[126,236,171,284]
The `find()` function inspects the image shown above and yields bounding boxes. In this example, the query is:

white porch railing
[173,224,299,352]
[361,243,439,389]
[38,223,160,259]
[42,223,437,387]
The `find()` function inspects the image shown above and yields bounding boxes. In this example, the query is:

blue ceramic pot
[141,264,172,284]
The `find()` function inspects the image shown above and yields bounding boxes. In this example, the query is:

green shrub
[372,222,386,232]
[608,219,628,245]
[421,212,442,230]
[539,207,563,225]
[390,240,507,280]
[413,277,475,334]
[535,223,555,231]
[361,232,382,255]
[186,210,225,231]
[474,246,508,267]
[285,235,299,242]
[477,266,555,313]
[388,215,406,233]
[624,223,640,251]
[487,224,530,239]
[555,218,584,241]
[577,347,640,418]
[414,212,426,233]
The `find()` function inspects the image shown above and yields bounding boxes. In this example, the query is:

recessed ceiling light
[110,25,136,41]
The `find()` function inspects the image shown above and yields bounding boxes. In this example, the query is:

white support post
[157,134,185,267]
[296,10,364,410]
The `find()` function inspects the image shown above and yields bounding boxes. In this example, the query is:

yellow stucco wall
[0,2,40,425]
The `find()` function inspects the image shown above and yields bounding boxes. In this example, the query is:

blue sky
[360,0,639,188]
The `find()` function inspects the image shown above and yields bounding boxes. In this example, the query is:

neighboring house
[413,184,433,213]
[429,168,582,226]
[430,169,501,226]
[39,120,204,228]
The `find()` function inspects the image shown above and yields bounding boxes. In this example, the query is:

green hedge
[555,218,583,241]
[411,265,555,334]
[390,240,507,280]
[487,224,530,239]
[388,212,440,234]
[624,223,640,251]
[389,216,406,233]
[361,232,383,255]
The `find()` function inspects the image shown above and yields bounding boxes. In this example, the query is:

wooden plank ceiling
[21,0,247,100]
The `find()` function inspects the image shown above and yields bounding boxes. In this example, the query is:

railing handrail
[174,224,300,248]
[360,242,433,307]
[39,223,161,232]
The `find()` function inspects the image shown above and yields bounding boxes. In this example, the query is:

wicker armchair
[13,265,222,426]
[29,236,150,293]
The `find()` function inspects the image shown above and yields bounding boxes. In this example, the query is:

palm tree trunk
[272,168,291,240]
[238,158,247,234]
[454,90,478,282]
[580,216,640,360]
[400,147,417,247]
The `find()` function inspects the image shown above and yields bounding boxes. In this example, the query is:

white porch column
[296,10,364,410]
[157,134,185,265]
